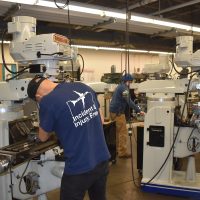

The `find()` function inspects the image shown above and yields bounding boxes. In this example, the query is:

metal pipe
[128,0,158,10]
[91,18,116,30]
[3,4,21,21]
[152,0,200,15]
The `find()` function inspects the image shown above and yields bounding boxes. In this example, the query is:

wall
[0,44,16,80]
[79,49,159,82]
[0,44,15,63]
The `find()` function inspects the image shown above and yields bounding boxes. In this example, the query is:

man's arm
[122,89,141,113]
[126,98,141,113]
[39,127,50,142]
[99,108,104,124]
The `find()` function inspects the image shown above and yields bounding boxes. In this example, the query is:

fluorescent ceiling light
[38,1,126,19]
[1,0,38,4]
[1,41,172,54]
[72,45,172,55]
[131,15,200,32]
[69,5,102,15]
[37,1,104,16]
[2,0,200,32]
[3,41,11,44]
[149,51,173,55]
[103,11,126,19]
[72,45,124,51]
[129,49,148,53]
[192,27,200,32]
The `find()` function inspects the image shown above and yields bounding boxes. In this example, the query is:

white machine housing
[175,36,200,68]
[138,78,200,197]
[142,54,170,74]
[8,16,77,76]
[0,79,65,200]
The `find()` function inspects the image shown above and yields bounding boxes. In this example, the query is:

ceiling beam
[35,21,174,51]
[150,28,176,38]
[166,6,200,20]
[86,0,95,3]
[3,3,21,21]
[127,0,158,10]
[152,0,200,15]
[91,18,116,31]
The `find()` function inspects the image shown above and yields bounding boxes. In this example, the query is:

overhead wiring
[67,2,71,45]
[54,0,79,81]
[53,0,87,81]
[53,0,69,9]
[53,0,71,45]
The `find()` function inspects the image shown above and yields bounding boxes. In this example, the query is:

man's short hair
[27,76,46,100]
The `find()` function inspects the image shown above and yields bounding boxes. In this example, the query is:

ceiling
[1,0,200,52]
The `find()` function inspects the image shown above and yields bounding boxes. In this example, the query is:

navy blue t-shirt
[39,82,110,175]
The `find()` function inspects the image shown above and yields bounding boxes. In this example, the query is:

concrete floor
[43,129,188,200]
[44,158,184,200]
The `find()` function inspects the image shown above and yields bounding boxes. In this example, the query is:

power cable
[19,159,32,195]
[124,0,140,188]
[77,53,85,75]
[187,127,197,152]
[168,57,174,78]
[129,130,140,188]
[37,51,63,57]
[9,163,14,199]
[70,59,74,80]
[170,55,195,76]
[1,29,31,75]
[6,72,25,81]
[120,52,124,72]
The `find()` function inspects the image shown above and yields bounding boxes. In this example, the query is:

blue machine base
[141,183,200,199]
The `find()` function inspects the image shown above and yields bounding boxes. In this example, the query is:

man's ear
[35,94,42,102]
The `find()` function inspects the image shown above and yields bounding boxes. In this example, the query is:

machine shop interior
[2,0,200,199]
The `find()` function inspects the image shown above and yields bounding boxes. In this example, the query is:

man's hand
[39,127,50,142]
[139,111,145,116]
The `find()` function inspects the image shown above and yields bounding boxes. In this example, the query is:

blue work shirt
[109,83,140,114]
[39,82,110,175]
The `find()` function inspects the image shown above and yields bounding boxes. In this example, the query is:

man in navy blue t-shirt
[110,74,143,158]
[27,76,110,200]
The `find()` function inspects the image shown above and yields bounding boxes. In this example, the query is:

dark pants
[60,161,109,200]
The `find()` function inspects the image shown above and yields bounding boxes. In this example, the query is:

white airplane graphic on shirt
[71,91,89,108]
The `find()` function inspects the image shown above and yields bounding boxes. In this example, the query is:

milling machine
[138,36,200,198]
[0,16,77,200]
